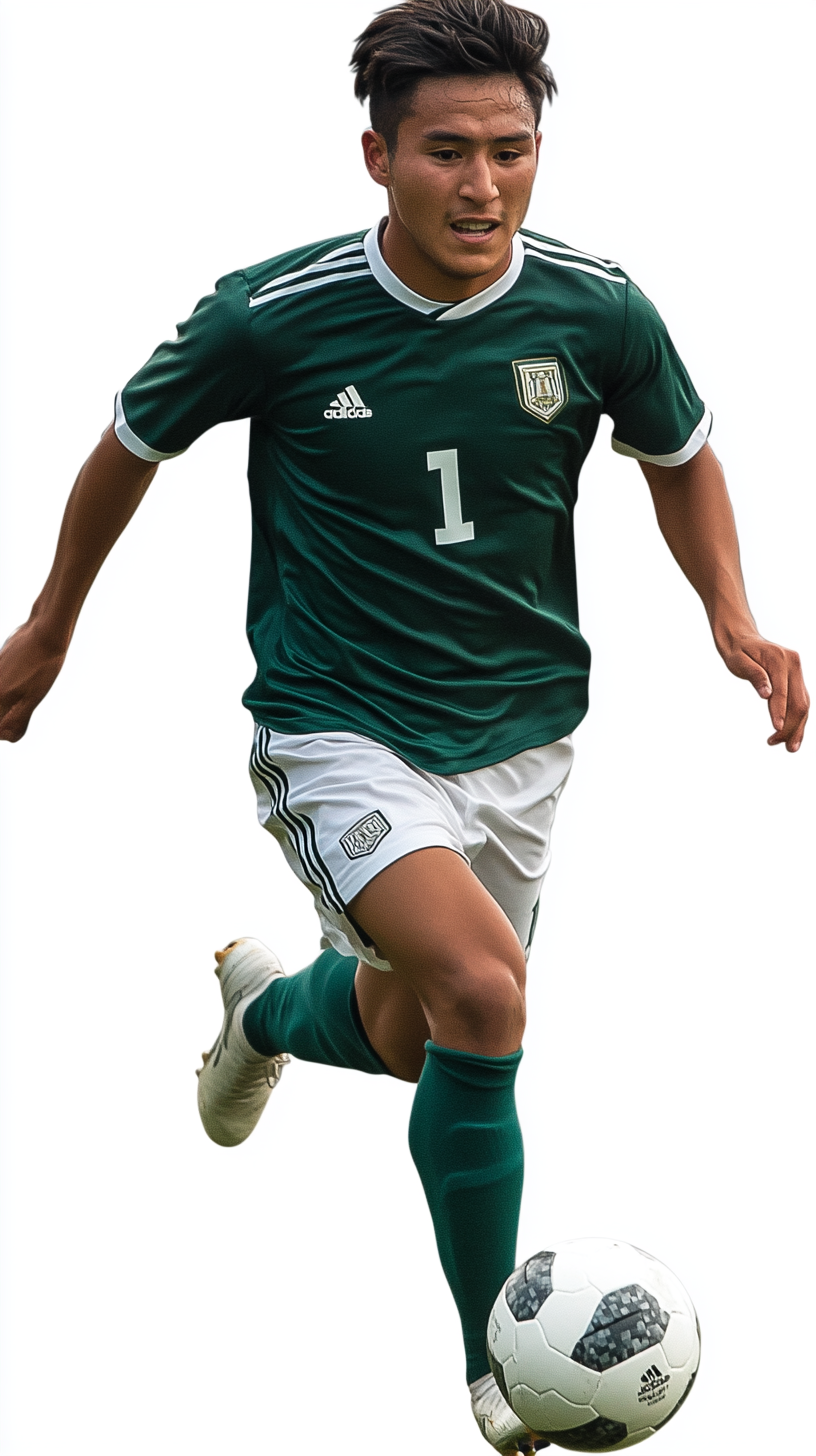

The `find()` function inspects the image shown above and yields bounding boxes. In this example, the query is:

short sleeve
[115,270,266,462]
[605,281,711,466]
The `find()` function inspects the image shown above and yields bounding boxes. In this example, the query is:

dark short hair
[351,0,557,150]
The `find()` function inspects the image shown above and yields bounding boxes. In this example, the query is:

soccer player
[0,1,808,1450]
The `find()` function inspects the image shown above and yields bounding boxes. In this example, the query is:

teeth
[456,222,493,232]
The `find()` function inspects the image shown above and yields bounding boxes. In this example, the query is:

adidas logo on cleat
[324,384,372,419]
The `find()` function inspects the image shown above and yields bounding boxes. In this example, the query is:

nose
[458,154,499,207]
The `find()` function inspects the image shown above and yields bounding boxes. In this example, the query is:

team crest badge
[512,357,568,423]
[340,811,391,860]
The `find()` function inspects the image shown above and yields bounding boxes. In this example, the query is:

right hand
[0,430,158,746]
[0,619,68,741]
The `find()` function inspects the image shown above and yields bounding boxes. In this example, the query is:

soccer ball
[487,1239,700,1451]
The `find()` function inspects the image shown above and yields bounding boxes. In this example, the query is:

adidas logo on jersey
[324,385,372,419]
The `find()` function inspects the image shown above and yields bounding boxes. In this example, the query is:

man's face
[363,72,540,294]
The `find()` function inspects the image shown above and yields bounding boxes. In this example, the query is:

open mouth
[449,219,501,241]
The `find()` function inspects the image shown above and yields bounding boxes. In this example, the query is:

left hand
[643,447,808,753]
[718,629,809,751]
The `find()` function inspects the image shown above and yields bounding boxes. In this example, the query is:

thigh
[250,723,466,970]
[350,845,527,1057]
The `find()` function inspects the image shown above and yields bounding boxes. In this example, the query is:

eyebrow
[421,130,534,144]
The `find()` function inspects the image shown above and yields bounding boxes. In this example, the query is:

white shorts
[250,725,573,971]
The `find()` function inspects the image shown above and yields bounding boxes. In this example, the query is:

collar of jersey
[363,223,524,320]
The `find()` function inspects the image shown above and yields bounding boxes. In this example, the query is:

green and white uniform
[116,224,709,776]
[119,228,710,1390]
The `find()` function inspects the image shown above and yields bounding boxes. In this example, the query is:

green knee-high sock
[242,949,388,1076]
[409,1041,524,1384]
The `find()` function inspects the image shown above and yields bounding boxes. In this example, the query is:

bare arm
[0,427,157,741]
[640,442,809,751]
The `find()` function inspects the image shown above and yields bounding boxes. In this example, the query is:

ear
[362,129,391,188]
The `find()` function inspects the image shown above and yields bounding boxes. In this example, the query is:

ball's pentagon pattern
[570,1285,669,1372]
[487,1239,700,1452]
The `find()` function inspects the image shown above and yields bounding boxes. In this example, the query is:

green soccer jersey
[116,224,709,773]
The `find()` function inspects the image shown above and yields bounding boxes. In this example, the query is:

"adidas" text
[324,385,372,420]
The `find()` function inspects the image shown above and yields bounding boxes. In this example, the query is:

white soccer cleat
[196,938,288,1147]
[470,1373,550,1453]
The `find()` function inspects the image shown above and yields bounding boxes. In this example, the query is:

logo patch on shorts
[340,811,391,859]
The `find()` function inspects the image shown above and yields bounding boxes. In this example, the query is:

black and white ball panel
[545,1416,631,1452]
[570,1285,669,1371]
[506,1251,556,1321]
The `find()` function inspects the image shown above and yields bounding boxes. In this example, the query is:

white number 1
[427,448,475,546]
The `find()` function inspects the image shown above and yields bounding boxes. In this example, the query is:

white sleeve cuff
[611,406,712,466]
[113,391,187,462]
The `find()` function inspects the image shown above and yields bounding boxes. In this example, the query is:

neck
[379,211,513,302]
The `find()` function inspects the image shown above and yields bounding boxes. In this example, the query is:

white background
[0,1,813,1452]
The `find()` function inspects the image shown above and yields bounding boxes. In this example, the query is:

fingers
[765,653,790,737]
[762,647,809,752]
[0,687,42,742]
[767,695,809,751]
[726,637,809,752]
[0,624,67,743]
[743,663,773,701]
[0,703,33,743]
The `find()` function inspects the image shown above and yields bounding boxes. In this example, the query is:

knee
[428,950,527,1057]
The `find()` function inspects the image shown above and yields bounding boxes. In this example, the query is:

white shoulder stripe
[251,250,366,299]
[522,237,623,273]
[523,247,627,285]
[248,267,371,309]
[318,240,368,263]
[612,407,712,466]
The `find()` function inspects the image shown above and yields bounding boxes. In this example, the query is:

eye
[495,149,523,162]
[431,148,461,161]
